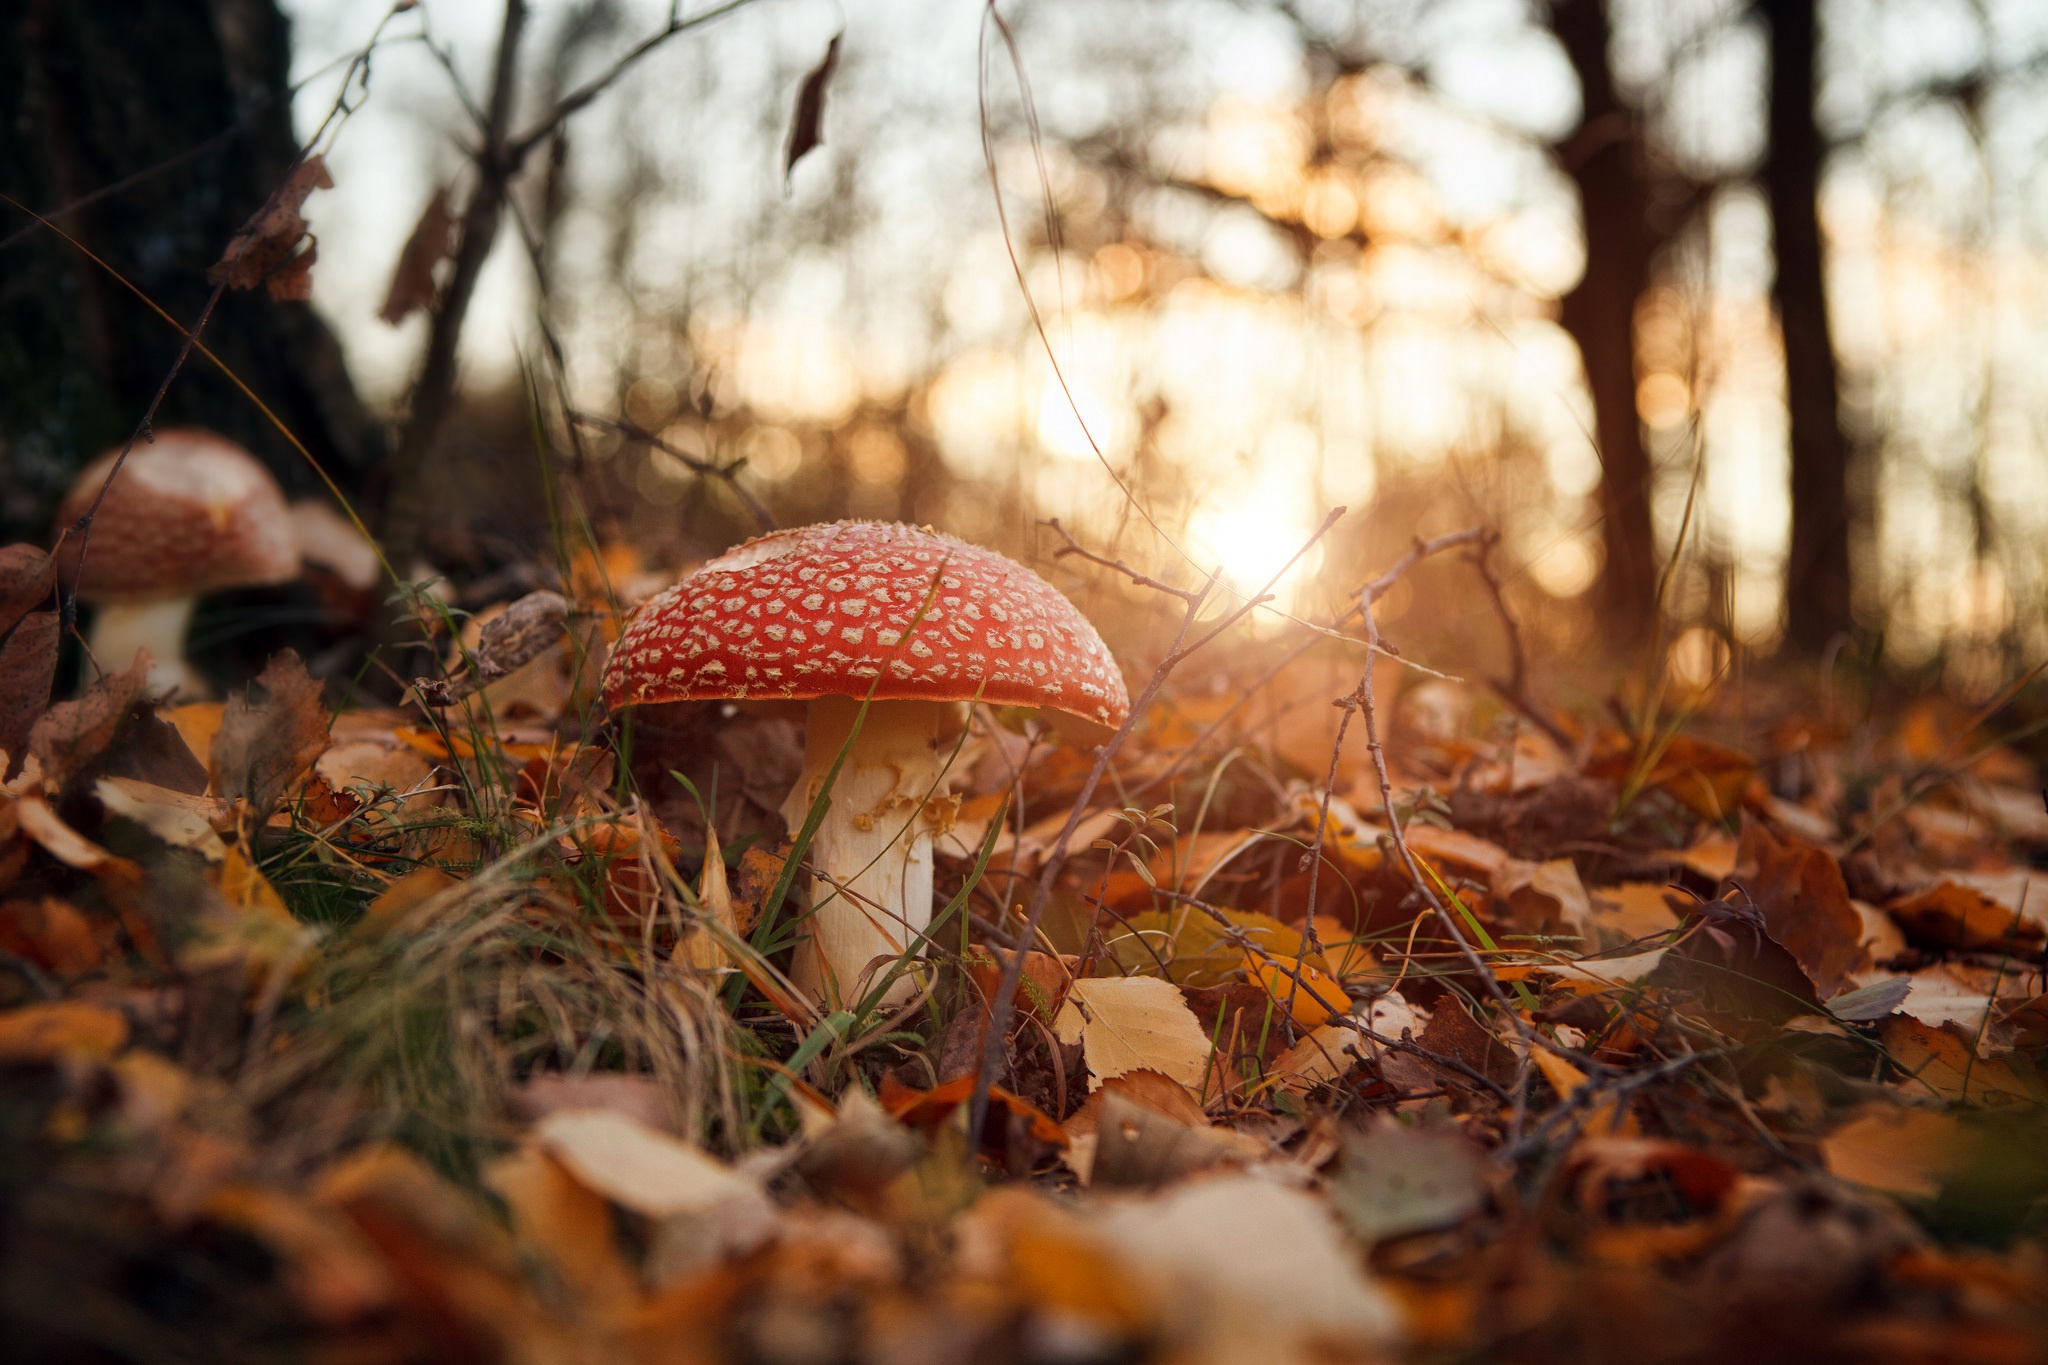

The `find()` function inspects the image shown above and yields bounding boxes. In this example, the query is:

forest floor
[2,534,2046,1365]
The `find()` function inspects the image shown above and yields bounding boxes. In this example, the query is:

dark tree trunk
[0,0,382,546]
[1764,0,1856,652]
[1549,0,1660,640]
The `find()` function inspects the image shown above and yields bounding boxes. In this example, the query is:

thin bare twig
[967,513,1342,1134]
[571,412,776,532]
[1471,536,1575,751]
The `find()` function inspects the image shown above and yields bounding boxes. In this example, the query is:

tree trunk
[1549,0,1660,641]
[1764,0,1855,652]
[0,0,382,547]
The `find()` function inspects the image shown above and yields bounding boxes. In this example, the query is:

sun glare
[1188,487,1328,611]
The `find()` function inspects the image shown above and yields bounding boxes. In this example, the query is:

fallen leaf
[1331,1117,1490,1245]
[535,1108,762,1219]
[1270,990,1427,1094]
[1493,856,1595,936]
[29,653,148,793]
[0,999,129,1062]
[679,824,738,972]
[211,651,331,815]
[1880,1016,2034,1104]
[203,1184,396,1325]
[0,896,105,974]
[96,777,230,860]
[1092,1174,1403,1358]
[1587,882,1684,942]
[1053,975,1214,1092]
[1822,1105,1964,1198]
[1737,817,1863,997]
[378,184,456,324]
[1889,881,2043,954]
[0,543,56,630]
[0,610,58,779]
[1827,976,1912,1022]
[1243,951,1349,1028]
[485,1145,638,1315]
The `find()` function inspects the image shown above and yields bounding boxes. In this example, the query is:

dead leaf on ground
[0,610,59,778]
[1332,1117,1490,1246]
[1822,1105,1965,1199]
[0,998,130,1062]
[29,653,149,794]
[1091,1173,1403,1361]
[484,1145,639,1315]
[0,543,56,629]
[1888,880,2044,954]
[1587,882,1684,943]
[536,1108,763,1220]
[1737,817,1863,997]
[1880,1016,2035,1104]
[211,651,331,815]
[1053,975,1215,1092]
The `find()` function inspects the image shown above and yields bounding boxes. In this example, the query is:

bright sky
[281,0,2048,665]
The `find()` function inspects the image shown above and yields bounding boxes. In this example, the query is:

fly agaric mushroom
[55,429,299,698]
[603,521,1128,1006]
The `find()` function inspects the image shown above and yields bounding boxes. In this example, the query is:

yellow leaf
[1053,976,1213,1092]
[0,1000,128,1063]
[535,1109,764,1220]
[1244,952,1349,1029]
[1822,1105,1964,1198]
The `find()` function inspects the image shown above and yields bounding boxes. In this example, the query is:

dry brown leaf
[1738,817,1863,997]
[1091,1174,1403,1360]
[0,543,56,631]
[0,896,105,975]
[203,1184,396,1325]
[30,653,148,793]
[484,1145,638,1316]
[783,33,841,186]
[378,184,456,324]
[0,999,129,1062]
[535,1108,762,1219]
[1053,976,1214,1092]
[1889,881,2043,954]
[1880,1016,2035,1104]
[211,651,331,814]
[210,155,333,299]
[17,794,124,873]
[1270,991,1426,1094]
[1588,881,1684,942]
[1822,1105,1964,1198]
[0,610,58,778]
[679,824,738,972]
[361,866,460,930]
[1243,951,1349,1028]
[1493,856,1595,936]
[96,777,230,859]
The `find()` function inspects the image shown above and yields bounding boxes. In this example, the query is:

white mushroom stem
[85,596,206,699]
[780,694,960,1009]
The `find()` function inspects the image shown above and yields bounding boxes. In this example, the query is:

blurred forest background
[4,0,2045,696]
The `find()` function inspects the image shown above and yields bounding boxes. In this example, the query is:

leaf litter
[2,529,2048,1363]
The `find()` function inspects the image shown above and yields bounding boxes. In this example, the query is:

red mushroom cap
[56,429,299,601]
[603,521,1129,728]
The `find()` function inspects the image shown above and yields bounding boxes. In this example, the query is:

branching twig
[571,412,776,532]
[966,513,1342,1134]
[1471,535,1574,751]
